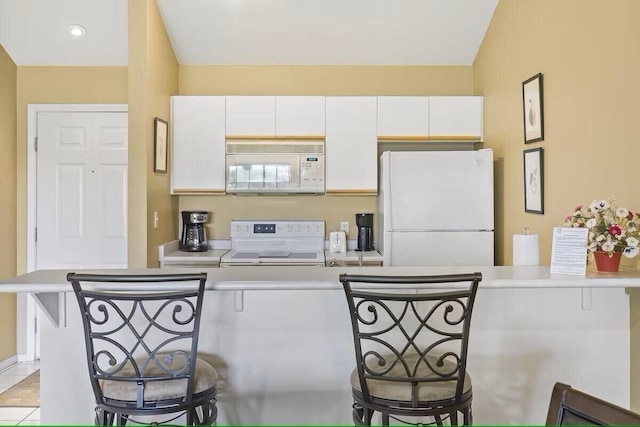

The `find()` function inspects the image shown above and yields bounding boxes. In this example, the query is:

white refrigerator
[378,150,494,266]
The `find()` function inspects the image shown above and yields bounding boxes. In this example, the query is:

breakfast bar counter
[1,265,639,424]
[4,265,640,293]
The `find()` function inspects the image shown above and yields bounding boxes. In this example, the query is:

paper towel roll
[513,234,540,266]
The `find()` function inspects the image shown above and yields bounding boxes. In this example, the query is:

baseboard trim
[17,354,31,362]
[0,355,18,373]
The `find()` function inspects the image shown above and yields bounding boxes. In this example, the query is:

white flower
[624,247,640,258]
[564,197,639,259]
[627,237,639,248]
[617,207,630,218]
[590,199,610,212]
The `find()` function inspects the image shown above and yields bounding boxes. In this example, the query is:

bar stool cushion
[350,353,472,402]
[101,356,218,402]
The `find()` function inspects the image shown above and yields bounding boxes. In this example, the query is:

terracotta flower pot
[593,250,622,272]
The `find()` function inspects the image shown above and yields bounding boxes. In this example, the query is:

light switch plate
[340,221,349,234]
[153,211,159,229]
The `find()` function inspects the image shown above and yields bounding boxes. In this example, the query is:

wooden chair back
[546,382,640,425]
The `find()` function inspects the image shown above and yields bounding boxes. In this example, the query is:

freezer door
[386,151,494,230]
[384,231,494,266]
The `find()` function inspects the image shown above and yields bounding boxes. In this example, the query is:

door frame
[22,104,128,360]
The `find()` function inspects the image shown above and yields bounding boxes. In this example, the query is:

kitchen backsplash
[178,194,377,240]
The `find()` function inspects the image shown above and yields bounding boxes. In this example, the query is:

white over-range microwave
[225,138,325,194]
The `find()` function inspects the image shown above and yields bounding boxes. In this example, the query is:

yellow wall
[0,44,17,361]
[15,66,128,273]
[473,0,640,266]
[129,0,178,267]
[180,65,474,96]
[128,0,179,267]
[178,65,473,240]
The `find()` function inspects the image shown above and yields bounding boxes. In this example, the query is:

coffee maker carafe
[180,211,209,252]
[355,213,374,251]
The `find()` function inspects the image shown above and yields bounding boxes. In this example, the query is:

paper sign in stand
[550,227,589,275]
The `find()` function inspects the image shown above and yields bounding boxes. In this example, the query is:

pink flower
[574,205,582,211]
[609,225,622,236]
[564,214,572,221]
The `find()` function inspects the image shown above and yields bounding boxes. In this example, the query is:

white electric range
[220,220,326,267]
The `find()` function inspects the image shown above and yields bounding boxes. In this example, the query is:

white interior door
[36,112,128,269]
[26,110,128,360]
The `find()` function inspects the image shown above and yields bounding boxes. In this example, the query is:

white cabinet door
[325,97,378,193]
[429,96,483,141]
[171,96,226,193]
[225,96,276,137]
[276,96,325,136]
[377,96,430,138]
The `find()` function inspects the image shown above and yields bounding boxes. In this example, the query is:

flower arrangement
[564,197,640,258]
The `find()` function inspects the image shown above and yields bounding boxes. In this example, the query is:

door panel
[37,112,128,269]
[386,231,494,266]
[387,151,494,230]
[325,97,377,192]
[57,165,84,237]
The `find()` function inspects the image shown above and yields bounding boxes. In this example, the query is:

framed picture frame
[154,117,168,173]
[522,73,544,143]
[523,147,544,214]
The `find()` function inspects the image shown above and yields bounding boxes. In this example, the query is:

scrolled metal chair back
[340,273,481,408]
[68,272,207,410]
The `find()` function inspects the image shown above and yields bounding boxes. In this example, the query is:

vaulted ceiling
[0,0,498,66]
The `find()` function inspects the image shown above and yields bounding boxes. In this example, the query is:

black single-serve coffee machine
[355,213,374,251]
[179,211,209,252]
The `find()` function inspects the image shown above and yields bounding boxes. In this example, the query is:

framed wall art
[522,73,544,143]
[523,147,544,214]
[154,117,168,173]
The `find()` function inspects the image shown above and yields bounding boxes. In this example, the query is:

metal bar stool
[340,273,482,426]
[68,272,218,426]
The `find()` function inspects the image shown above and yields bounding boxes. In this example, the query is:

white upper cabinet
[275,96,325,137]
[377,96,430,139]
[325,97,378,193]
[171,96,226,194]
[429,96,483,141]
[225,96,276,137]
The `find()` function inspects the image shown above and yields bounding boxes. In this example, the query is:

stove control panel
[254,223,276,234]
[231,220,325,237]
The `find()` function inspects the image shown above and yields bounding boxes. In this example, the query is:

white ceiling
[0,0,498,66]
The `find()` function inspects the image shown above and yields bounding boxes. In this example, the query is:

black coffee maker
[179,211,209,252]
[355,213,374,251]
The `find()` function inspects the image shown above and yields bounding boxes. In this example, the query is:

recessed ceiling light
[68,24,87,37]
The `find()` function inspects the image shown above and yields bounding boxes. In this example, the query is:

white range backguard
[221,220,326,266]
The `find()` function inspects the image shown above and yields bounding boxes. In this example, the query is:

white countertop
[2,265,640,293]
[324,250,383,263]
[160,240,382,265]
[163,248,229,263]
[162,249,380,264]
[159,240,228,264]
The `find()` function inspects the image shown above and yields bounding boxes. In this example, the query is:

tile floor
[0,361,40,425]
